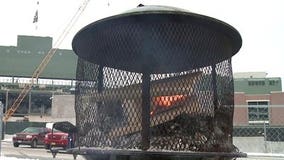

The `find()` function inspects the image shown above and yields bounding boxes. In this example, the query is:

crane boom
[3,0,90,121]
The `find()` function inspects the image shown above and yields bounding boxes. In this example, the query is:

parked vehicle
[12,127,51,148]
[44,130,69,149]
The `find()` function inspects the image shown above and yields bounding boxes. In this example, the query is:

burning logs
[106,112,236,152]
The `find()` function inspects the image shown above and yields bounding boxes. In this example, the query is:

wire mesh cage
[72,4,242,157]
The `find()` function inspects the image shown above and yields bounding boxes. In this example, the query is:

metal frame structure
[70,5,244,160]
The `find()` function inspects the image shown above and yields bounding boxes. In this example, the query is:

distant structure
[234,72,268,79]
[234,72,282,94]
[0,35,77,79]
[233,72,284,126]
[0,35,77,122]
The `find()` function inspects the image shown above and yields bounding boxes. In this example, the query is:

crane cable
[3,0,90,121]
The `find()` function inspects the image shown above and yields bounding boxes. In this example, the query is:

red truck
[44,121,77,149]
[12,127,51,148]
[44,130,69,149]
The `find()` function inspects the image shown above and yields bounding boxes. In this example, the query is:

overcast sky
[1,0,284,89]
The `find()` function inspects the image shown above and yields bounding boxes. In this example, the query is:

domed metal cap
[72,5,242,74]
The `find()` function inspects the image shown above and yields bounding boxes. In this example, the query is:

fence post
[263,121,268,153]
[0,101,4,154]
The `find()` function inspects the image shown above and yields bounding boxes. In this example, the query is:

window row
[248,80,279,86]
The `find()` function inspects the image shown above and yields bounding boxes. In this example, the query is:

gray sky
[1,0,284,89]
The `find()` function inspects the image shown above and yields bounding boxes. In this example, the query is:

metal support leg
[141,72,150,150]
[212,65,218,110]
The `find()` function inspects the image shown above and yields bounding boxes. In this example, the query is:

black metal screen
[74,57,235,152]
[71,5,242,156]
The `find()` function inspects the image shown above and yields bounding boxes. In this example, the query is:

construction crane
[3,0,90,122]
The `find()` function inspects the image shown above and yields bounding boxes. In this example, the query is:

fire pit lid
[72,5,242,73]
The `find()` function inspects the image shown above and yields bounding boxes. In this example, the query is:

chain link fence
[233,105,284,154]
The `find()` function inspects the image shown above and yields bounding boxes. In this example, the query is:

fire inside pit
[70,5,245,160]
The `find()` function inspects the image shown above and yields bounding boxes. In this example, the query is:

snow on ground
[0,156,37,160]
[1,134,38,160]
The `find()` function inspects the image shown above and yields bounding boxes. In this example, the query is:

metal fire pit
[71,5,245,160]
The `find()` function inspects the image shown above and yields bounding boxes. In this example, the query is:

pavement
[2,135,284,160]
[2,134,13,142]
[1,134,84,160]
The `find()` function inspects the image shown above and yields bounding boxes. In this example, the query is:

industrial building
[233,72,283,126]
[233,72,284,142]
[0,35,77,124]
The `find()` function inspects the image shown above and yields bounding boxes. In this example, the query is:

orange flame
[153,95,186,107]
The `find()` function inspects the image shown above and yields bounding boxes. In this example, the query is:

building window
[248,101,269,123]
[248,81,265,86]
[269,80,278,86]
[31,92,52,115]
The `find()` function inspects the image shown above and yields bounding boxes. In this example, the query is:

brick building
[233,72,284,126]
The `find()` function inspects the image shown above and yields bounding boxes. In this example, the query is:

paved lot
[1,135,85,160]
[2,135,284,160]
